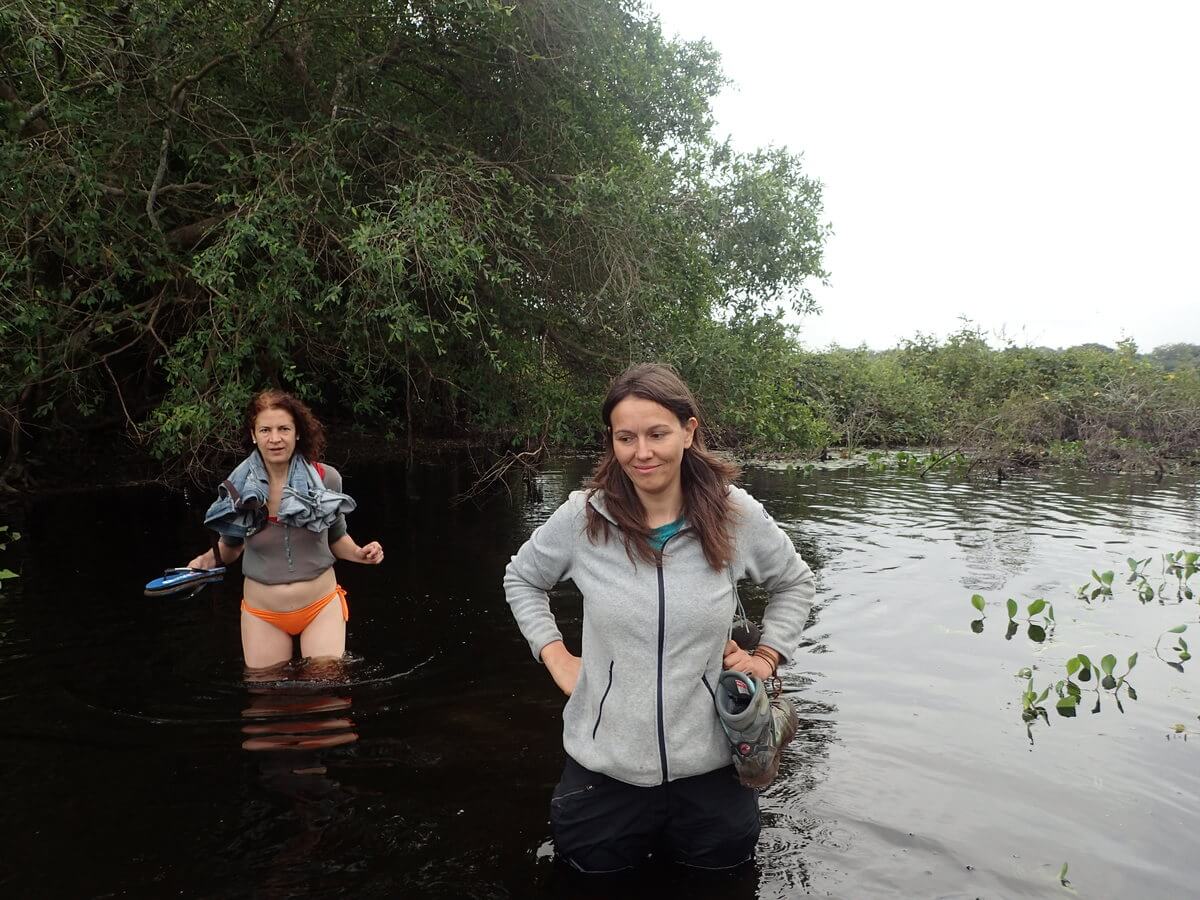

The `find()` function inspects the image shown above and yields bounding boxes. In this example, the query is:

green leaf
[1168,624,1188,634]
[1059,862,1069,886]
[1127,652,1138,670]
[970,594,985,613]
[1006,598,1018,620]
[1101,570,1115,585]
[1027,598,1046,616]
[1066,657,1082,677]
[1127,685,1138,700]
[1101,654,1116,675]
[0,569,17,580]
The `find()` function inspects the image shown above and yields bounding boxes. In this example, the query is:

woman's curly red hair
[244,389,327,462]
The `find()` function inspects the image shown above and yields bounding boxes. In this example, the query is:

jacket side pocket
[592,660,615,739]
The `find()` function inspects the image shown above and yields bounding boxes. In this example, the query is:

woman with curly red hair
[185,389,383,668]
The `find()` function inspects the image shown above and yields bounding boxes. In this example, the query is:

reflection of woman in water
[241,661,359,754]
[186,390,383,668]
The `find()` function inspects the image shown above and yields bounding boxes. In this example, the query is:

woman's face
[252,407,298,464]
[610,396,697,500]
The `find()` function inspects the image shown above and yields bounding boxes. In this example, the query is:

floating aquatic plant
[1126,557,1152,581]
[980,549,1198,739]
[1077,569,1115,603]
[1154,624,1190,671]
[1017,652,1138,740]
[968,594,1054,641]
[1164,551,1198,601]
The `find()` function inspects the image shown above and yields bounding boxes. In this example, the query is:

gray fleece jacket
[503,486,815,787]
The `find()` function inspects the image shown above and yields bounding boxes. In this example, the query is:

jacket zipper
[655,530,688,784]
[592,660,615,739]
[655,554,668,783]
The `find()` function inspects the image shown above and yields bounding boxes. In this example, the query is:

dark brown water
[2,458,1198,898]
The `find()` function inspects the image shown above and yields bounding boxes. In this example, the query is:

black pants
[549,756,760,874]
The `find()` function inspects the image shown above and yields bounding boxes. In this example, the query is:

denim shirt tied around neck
[203,451,356,541]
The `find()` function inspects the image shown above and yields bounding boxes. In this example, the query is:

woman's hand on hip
[540,640,581,697]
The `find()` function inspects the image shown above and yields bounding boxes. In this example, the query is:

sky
[647,0,1200,351]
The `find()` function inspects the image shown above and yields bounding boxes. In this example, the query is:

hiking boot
[714,669,798,789]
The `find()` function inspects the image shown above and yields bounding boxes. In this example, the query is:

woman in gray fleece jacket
[504,363,815,873]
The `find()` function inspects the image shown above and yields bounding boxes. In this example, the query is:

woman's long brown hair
[244,389,327,463]
[586,363,739,571]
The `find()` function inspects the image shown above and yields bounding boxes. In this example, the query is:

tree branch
[147,0,285,234]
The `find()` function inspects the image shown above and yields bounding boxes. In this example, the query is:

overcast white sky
[648,0,1200,351]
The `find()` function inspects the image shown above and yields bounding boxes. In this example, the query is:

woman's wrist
[539,639,569,665]
[752,644,781,676]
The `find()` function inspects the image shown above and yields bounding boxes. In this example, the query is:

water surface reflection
[2,460,1198,897]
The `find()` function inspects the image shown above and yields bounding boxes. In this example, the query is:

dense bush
[1,0,828,482]
[799,329,1200,469]
[3,3,1193,484]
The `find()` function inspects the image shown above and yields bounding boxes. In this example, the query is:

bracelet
[751,645,780,676]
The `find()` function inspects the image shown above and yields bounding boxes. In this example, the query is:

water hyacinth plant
[1154,625,1190,671]
[1126,557,1152,582]
[975,549,1200,740]
[968,594,1054,641]
[1077,569,1115,603]
[1164,551,1198,601]
[1019,651,1138,738]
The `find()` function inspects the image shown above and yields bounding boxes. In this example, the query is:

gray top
[222,464,348,585]
[503,486,815,787]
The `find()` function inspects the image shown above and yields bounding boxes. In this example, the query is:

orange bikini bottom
[241,585,348,636]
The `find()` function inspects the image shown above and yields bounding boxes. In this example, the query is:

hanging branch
[146,0,286,233]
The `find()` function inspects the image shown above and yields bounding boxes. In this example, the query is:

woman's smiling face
[610,396,697,500]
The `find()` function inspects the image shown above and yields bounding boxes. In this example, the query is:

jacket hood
[585,488,620,525]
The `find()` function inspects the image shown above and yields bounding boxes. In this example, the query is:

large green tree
[0,0,828,482]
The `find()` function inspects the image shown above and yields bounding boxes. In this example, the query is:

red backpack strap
[314,461,325,480]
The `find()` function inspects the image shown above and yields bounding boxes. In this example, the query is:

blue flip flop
[144,567,226,598]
